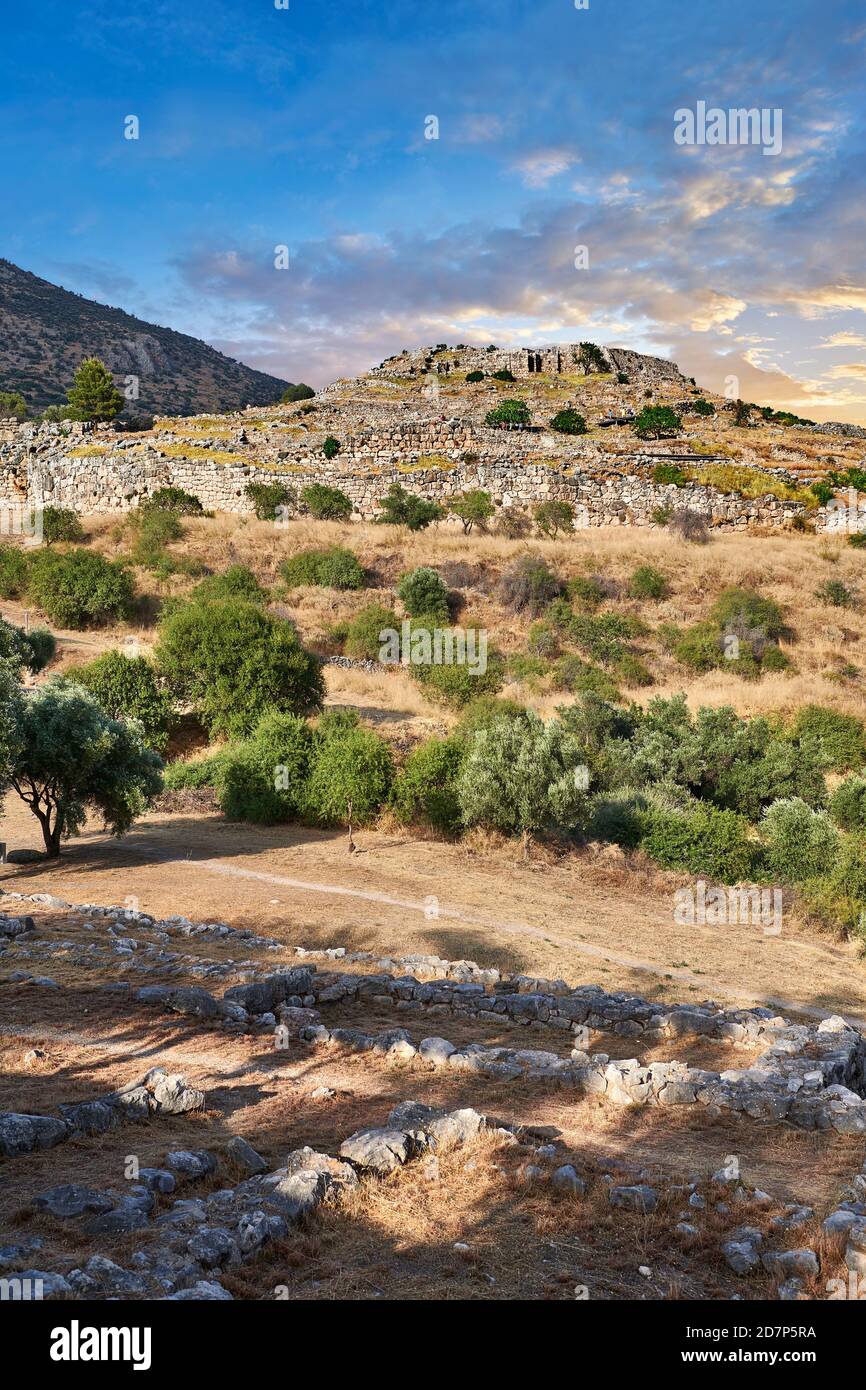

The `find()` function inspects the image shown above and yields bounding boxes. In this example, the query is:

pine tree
[66,358,124,423]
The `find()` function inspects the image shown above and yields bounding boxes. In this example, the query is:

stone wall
[0,417,814,530]
[373,342,685,384]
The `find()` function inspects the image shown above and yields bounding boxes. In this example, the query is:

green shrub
[397,567,449,621]
[634,406,681,439]
[41,507,84,544]
[21,627,56,673]
[567,575,606,609]
[829,775,866,831]
[485,399,530,427]
[448,489,495,534]
[533,500,574,538]
[391,737,463,834]
[790,705,866,771]
[345,603,400,661]
[282,547,364,591]
[553,656,620,701]
[816,579,856,609]
[0,389,28,419]
[376,483,443,531]
[762,798,840,881]
[628,564,668,600]
[281,383,316,402]
[142,487,204,516]
[616,652,653,688]
[587,794,645,849]
[457,712,589,836]
[639,803,756,880]
[492,369,516,382]
[191,565,267,605]
[455,697,531,741]
[156,599,323,738]
[0,617,54,674]
[549,409,587,435]
[414,650,504,707]
[653,463,687,486]
[73,651,173,751]
[709,586,784,640]
[692,398,716,416]
[0,545,29,598]
[322,436,341,460]
[162,750,234,791]
[305,725,394,825]
[27,548,134,628]
[301,483,353,521]
[130,509,183,568]
[245,481,296,520]
[218,711,314,823]
[466,370,485,383]
[498,554,562,616]
[527,621,560,658]
[568,613,639,665]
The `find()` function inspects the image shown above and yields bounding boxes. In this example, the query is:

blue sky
[3,0,866,418]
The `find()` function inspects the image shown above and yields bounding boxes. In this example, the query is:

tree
[0,617,55,675]
[7,681,163,856]
[449,489,495,534]
[305,725,394,825]
[485,399,531,427]
[26,549,135,627]
[66,358,124,423]
[73,651,174,752]
[155,598,323,738]
[300,482,353,520]
[0,390,28,420]
[533,499,575,538]
[245,481,296,520]
[397,566,450,620]
[578,342,607,374]
[549,408,587,435]
[281,383,316,402]
[376,483,444,531]
[457,713,589,848]
[633,406,682,439]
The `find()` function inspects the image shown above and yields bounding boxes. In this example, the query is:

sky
[2,0,866,419]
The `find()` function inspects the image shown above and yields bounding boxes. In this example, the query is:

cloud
[818,332,866,349]
[511,148,580,187]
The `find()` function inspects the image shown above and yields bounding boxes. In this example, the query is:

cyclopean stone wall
[0,417,819,530]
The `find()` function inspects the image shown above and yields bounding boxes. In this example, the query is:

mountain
[0,259,290,417]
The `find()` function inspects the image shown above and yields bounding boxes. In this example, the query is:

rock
[419,1037,456,1066]
[0,1112,67,1156]
[163,1280,233,1301]
[845,1221,866,1276]
[552,1164,586,1196]
[823,1209,860,1237]
[777,1277,807,1301]
[4,1270,72,1298]
[609,1184,659,1213]
[84,1208,150,1236]
[676,1222,699,1237]
[761,1248,819,1279]
[186,1227,237,1269]
[165,1150,217,1179]
[722,1240,761,1275]
[148,1071,205,1114]
[138,1168,177,1195]
[0,1237,43,1268]
[226,1136,268,1175]
[32,1184,115,1219]
[339,1126,413,1173]
[59,1100,118,1136]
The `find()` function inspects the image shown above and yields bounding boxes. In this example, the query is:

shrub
[414,652,504,708]
[554,656,620,701]
[397,566,449,620]
[305,725,394,825]
[639,803,756,880]
[0,617,54,675]
[130,508,183,568]
[66,358,123,423]
[667,509,709,543]
[345,603,400,661]
[567,575,606,609]
[391,737,464,834]
[495,507,532,539]
[653,463,687,486]
[322,436,341,460]
[0,389,28,420]
[628,564,668,600]
[568,613,639,665]
[848,532,866,550]
[549,409,587,435]
[162,750,234,791]
[455,697,530,741]
[498,554,562,616]
[142,487,204,516]
[191,565,267,605]
[762,798,840,881]
[672,621,726,673]
[616,652,653,688]
[527,621,560,658]
[0,545,29,598]
[791,705,866,771]
[41,507,84,544]
[281,383,316,402]
[8,681,163,855]
[533,500,575,538]
[301,482,353,521]
[245,481,296,520]
[457,713,589,836]
[485,399,531,427]
[633,406,681,439]
[466,370,485,383]
[692,398,716,416]
[829,775,866,831]
[376,483,443,531]
[21,627,56,673]
[282,547,364,590]
[156,599,323,738]
[710,587,785,641]
[449,489,495,534]
[27,548,134,628]
[816,579,855,609]
[73,651,173,751]
[491,368,515,381]
[218,711,314,824]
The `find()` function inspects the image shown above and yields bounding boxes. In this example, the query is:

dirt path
[2,797,865,1024]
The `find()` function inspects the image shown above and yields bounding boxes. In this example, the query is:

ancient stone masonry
[372,343,685,385]
[0,415,816,530]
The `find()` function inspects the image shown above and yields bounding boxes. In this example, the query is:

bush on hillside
[190,565,267,605]
[344,603,400,661]
[245,481,297,520]
[790,705,866,772]
[300,482,353,521]
[305,725,394,825]
[397,567,450,621]
[0,545,28,598]
[829,775,866,832]
[72,650,173,752]
[627,564,668,600]
[41,507,85,544]
[638,803,756,880]
[27,548,135,628]
[376,483,444,531]
[282,546,364,591]
[485,399,531,427]
[498,554,562,616]
[549,409,587,435]
[533,500,575,538]
[457,712,589,837]
[762,798,840,881]
[391,737,463,834]
[142,487,204,516]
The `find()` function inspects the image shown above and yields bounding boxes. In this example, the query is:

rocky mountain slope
[0,259,289,416]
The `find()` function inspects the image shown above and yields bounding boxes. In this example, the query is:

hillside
[0,259,290,416]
